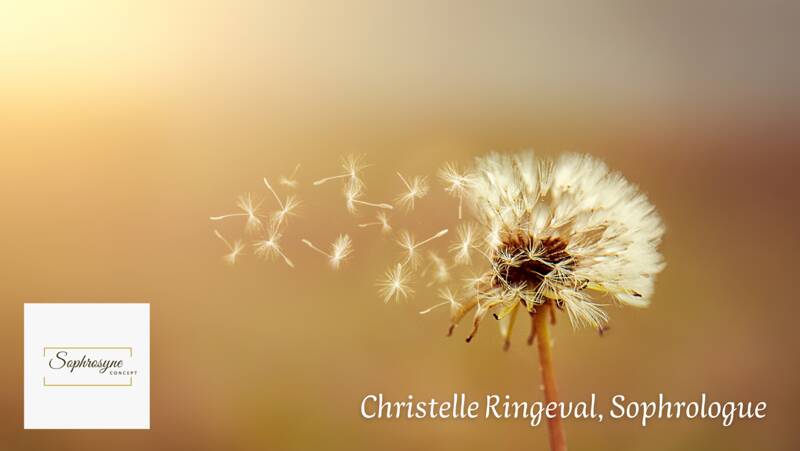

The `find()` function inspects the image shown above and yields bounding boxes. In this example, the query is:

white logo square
[24,303,150,429]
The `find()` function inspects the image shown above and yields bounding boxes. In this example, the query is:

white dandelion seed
[377,263,414,303]
[395,228,449,269]
[210,193,264,232]
[423,251,450,286]
[449,222,478,265]
[395,172,429,211]
[263,177,301,229]
[344,182,393,213]
[213,229,245,265]
[462,273,488,296]
[301,234,354,269]
[312,154,369,190]
[419,287,463,316]
[279,164,301,189]
[273,195,300,229]
[357,211,392,234]
[438,162,474,219]
[253,230,294,268]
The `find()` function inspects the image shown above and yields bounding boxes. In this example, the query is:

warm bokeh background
[1,1,798,450]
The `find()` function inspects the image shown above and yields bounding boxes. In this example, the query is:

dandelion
[279,164,301,188]
[213,229,245,265]
[461,152,664,329]
[434,151,665,451]
[449,222,478,265]
[313,154,369,191]
[253,230,294,268]
[210,193,263,232]
[377,263,414,303]
[357,211,392,234]
[263,178,300,229]
[395,229,448,269]
[344,182,393,213]
[395,172,429,211]
[301,234,354,269]
[438,162,474,219]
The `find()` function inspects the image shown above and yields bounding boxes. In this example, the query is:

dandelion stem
[534,302,566,451]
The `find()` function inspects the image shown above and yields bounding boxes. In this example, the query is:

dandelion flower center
[493,234,572,290]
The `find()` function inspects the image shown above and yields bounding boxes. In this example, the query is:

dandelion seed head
[457,151,664,333]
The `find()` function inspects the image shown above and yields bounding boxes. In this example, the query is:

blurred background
[1,1,798,450]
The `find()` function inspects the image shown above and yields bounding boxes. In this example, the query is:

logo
[24,303,150,429]
[43,346,138,387]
